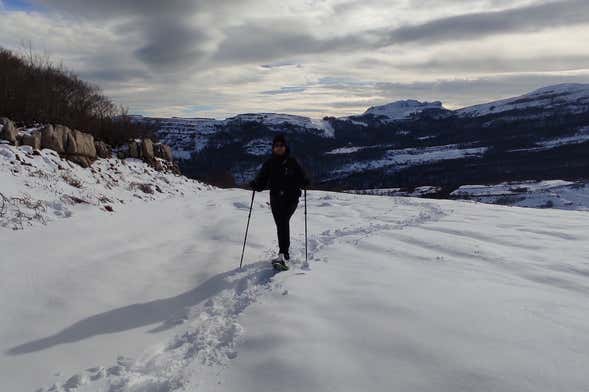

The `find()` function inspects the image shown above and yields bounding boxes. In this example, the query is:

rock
[141,139,154,162]
[95,141,112,159]
[0,118,17,144]
[128,140,141,158]
[41,124,71,154]
[154,143,173,161]
[22,131,42,150]
[59,129,96,167]
[68,155,93,168]
[153,159,164,171]
[68,130,96,159]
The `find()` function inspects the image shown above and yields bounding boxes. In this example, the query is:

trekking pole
[239,190,255,269]
[304,188,308,265]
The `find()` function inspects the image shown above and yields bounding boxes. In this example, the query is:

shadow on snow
[7,261,277,355]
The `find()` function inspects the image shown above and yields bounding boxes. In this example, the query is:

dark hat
[272,133,287,147]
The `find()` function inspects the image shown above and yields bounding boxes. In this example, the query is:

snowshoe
[271,254,289,271]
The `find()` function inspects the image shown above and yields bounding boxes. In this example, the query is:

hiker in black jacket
[250,134,309,268]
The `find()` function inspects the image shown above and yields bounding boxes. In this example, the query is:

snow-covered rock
[457,83,589,118]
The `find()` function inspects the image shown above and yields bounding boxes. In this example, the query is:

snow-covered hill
[451,180,589,210]
[364,99,445,121]
[457,83,589,118]
[142,113,333,161]
[2,160,589,391]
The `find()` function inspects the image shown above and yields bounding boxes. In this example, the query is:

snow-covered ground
[332,144,487,177]
[451,180,589,210]
[348,186,442,198]
[2,148,589,391]
[0,144,206,230]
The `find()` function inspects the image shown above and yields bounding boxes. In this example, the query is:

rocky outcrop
[41,124,67,154]
[66,130,97,168]
[128,140,141,159]
[0,118,17,144]
[21,131,42,150]
[141,138,154,162]
[95,141,112,159]
[154,143,173,161]
[1,117,175,172]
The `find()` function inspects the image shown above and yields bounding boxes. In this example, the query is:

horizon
[1,1,589,119]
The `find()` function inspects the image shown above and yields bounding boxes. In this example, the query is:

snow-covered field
[2,148,589,391]
[0,146,589,392]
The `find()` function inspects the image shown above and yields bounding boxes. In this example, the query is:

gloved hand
[249,180,260,191]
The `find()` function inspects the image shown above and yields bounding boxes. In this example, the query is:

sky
[1,0,589,119]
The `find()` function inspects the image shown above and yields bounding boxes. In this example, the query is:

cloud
[261,86,307,95]
[1,0,588,118]
[381,0,589,45]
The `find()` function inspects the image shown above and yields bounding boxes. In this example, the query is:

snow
[325,146,366,155]
[333,144,488,176]
[364,100,444,121]
[152,113,334,159]
[349,186,442,197]
[457,83,589,117]
[2,149,589,392]
[451,180,589,211]
[243,138,273,156]
[536,129,589,149]
[0,144,206,229]
[228,113,333,137]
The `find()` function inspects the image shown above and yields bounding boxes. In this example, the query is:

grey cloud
[212,22,372,65]
[134,19,210,69]
[260,86,306,95]
[33,0,242,70]
[382,0,589,45]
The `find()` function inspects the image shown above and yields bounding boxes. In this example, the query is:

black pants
[270,195,299,256]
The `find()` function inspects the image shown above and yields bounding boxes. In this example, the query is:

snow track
[15,194,446,392]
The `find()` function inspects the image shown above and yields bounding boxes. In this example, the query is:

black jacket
[251,154,309,200]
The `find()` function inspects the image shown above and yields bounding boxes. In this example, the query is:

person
[250,134,309,269]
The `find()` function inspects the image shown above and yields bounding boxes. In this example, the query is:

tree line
[0,47,155,146]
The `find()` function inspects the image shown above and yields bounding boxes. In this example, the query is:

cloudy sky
[1,0,589,118]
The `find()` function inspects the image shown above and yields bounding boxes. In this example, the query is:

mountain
[363,99,446,121]
[135,83,589,195]
[457,83,589,118]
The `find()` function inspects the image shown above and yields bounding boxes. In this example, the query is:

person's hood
[272,133,290,158]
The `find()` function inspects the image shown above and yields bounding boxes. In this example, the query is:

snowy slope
[331,144,488,178]
[2,165,589,392]
[457,83,589,117]
[451,180,589,210]
[0,144,206,230]
[364,99,445,121]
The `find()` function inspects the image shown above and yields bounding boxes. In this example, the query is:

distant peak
[364,100,445,120]
[529,83,589,95]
